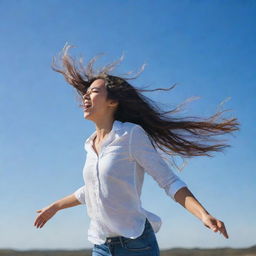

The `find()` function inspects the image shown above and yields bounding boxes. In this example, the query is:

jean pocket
[123,236,152,252]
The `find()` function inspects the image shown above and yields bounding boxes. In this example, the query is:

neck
[94,117,115,142]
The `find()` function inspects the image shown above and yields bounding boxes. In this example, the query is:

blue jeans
[92,218,160,256]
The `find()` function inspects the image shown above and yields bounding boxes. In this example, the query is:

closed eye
[83,88,100,98]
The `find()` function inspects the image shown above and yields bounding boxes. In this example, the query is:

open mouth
[83,103,92,111]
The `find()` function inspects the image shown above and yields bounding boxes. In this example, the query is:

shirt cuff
[74,186,86,205]
[164,179,188,202]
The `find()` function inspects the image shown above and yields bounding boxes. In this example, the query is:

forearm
[174,187,209,220]
[51,193,81,212]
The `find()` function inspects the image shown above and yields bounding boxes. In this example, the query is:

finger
[212,226,218,232]
[37,220,45,229]
[36,210,42,213]
[217,221,229,239]
[207,221,218,232]
[35,219,42,228]
[39,220,47,229]
[35,216,46,228]
[34,216,41,227]
[34,218,38,227]
[36,223,41,229]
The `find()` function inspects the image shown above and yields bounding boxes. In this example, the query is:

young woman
[34,44,239,256]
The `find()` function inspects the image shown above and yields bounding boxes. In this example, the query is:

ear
[108,100,119,108]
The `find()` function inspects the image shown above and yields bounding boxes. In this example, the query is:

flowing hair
[52,43,239,170]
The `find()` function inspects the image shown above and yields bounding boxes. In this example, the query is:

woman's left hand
[201,213,229,239]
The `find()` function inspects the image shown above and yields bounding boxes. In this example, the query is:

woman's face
[82,79,118,121]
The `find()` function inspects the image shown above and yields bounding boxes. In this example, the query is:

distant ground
[1,245,255,256]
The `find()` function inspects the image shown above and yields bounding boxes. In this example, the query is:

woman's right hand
[34,193,82,229]
[34,204,58,229]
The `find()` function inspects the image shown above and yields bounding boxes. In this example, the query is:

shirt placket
[90,132,114,222]
[95,155,102,221]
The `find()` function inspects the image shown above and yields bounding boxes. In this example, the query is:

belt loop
[119,236,125,248]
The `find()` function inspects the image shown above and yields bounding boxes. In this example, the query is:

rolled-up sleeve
[74,185,86,204]
[129,125,187,202]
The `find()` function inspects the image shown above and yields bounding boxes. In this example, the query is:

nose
[83,92,90,100]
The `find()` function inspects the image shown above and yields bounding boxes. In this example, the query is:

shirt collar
[85,120,123,145]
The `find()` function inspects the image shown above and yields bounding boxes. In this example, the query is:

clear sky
[0,0,255,251]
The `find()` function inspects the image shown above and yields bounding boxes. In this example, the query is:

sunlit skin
[82,79,118,155]
[34,79,229,239]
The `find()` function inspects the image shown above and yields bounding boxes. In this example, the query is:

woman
[34,44,239,256]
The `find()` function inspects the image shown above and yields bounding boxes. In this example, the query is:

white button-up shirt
[74,120,187,245]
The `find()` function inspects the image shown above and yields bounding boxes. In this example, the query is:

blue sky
[0,0,255,251]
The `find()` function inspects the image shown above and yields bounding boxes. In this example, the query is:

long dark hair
[52,44,239,167]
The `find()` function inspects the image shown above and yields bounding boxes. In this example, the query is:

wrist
[200,210,210,220]
[51,202,61,212]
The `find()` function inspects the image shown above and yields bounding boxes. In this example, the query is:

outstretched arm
[34,193,81,229]
[129,125,228,239]
[174,187,229,239]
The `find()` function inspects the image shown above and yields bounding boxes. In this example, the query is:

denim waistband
[104,218,151,245]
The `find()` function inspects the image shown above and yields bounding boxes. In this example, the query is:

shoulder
[118,121,144,135]
[117,121,149,143]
